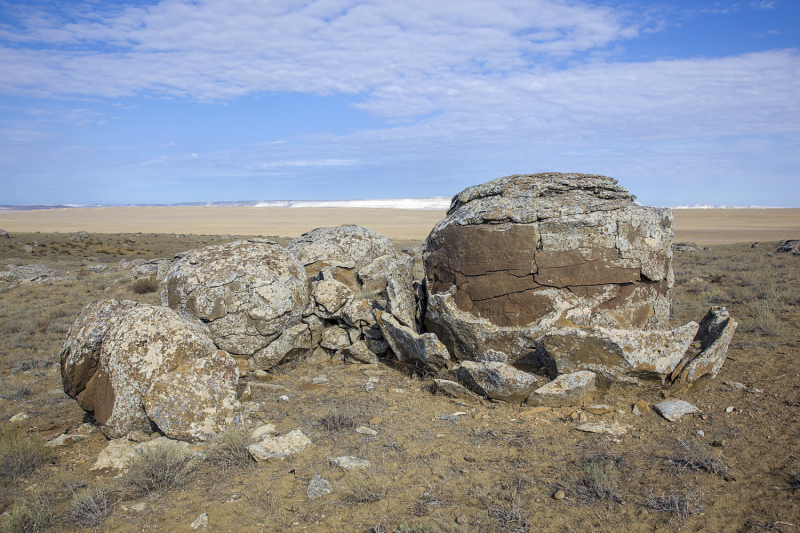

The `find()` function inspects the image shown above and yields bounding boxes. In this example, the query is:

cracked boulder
[87,304,218,438]
[145,351,242,442]
[527,370,596,407]
[424,173,674,332]
[161,239,309,370]
[61,299,140,411]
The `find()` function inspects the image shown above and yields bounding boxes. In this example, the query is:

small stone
[464,456,477,463]
[711,440,724,448]
[632,400,650,416]
[654,399,699,422]
[311,375,328,384]
[9,412,28,423]
[585,404,613,415]
[725,381,746,390]
[553,490,566,500]
[576,422,630,436]
[46,434,78,448]
[527,371,596,407]
[369,417,383,425]
[356,426,377,436]
[250,423,277,441]
[190,513,208,530]
[456,515,469,525]
[307,475,333,500]
[725,406,735,413]
[332,456,371,469]
[248,430,311,463]
[697,430,705,437]
[252,370,272,382]
[279,395,289,401]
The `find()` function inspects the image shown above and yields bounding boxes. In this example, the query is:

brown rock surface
[424,173,673,330]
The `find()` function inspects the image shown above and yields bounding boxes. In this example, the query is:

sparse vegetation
[318,409,357,432]
[342,473,388,503]
[118,445,195,497]
[131,277,159,294]
[0,426,51,482]
[205,429,255,471]
[66,486,116,529]
[644,488,703,525]
[667,439,728,477]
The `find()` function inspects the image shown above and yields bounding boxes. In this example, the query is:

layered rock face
[424,173,673,330]
[161,239,310,371]
[423,174,733,389]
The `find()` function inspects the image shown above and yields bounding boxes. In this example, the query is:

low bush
[118,445,194,497]
[0,426,51,483]
[131,277,159,294]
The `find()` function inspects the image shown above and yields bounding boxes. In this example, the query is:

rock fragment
[248,429,311,462]
[576,422,631,436]
[376,311,450,370]
[456,361,539,404]
[307,475,333,499]
[332,456,371,469]
[654,399,699,422]
[527,371,596,407]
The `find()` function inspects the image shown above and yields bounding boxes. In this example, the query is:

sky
[0,0,798,207]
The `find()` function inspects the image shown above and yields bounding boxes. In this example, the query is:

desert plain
[0,207,799,533]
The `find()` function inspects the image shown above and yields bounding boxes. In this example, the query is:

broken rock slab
[456,360,540,404]
[679,307,738,383]
[312,279,354,318]
[248,429,311,462]
[252,323,312,371]
[434,379,484,403]
[332,456,371,470]
[527,371,596,407]
[92,436,190,471]
[342,341,379,364]
[654,399,699,422]
[376,311,451,370]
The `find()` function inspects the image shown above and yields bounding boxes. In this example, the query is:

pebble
[332,456,371,469]
[632,400,651,416]
[697,430,705,437]
[307,475,333,500]
[725,406,735,413]
[311,375,328,384]
[456,515,469,525]
[9,412,28,422]
[356,426,377,436]
[654,399,699,422]
[279,395,289,401]
[553,490,566,500]
[190,513,208,530]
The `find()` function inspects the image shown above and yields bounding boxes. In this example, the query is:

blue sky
[0,0,798,206]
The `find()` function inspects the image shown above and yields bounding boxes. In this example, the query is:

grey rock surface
[527,370,596,407]
[654,399,699,422]
[161,240,310,363]
[376,311,450,370]
[456,360,540,404]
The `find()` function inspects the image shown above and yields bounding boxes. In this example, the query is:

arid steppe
[1,207,799,244]
[0,209,798,533]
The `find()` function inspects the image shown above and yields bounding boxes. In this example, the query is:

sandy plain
[1,207,798,244]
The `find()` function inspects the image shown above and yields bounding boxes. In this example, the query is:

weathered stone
[386,277,417,330]
[251,423,277,441]
[312,279,354,318]
[585,404,613,415]
[289,225,397,274]
[320,326,351,350]
[654,399,699,421]
[632,400,650,415]
[342,299,377,328]
[60,299,139,410]
[673,242,702,252]
[527,371,596,407]
[456,361,540,404]
[303,315,325,345]
[356,426,377,435]
[364,335,389,356]
[777,239,800,255]
[576,422,630,436]
[161,239,309,359]
[434,379,484,403]
[92,305,218,439]
[307,475,333,499]
[679,307,738,383]
[129,258,174,281]
[376,311,450,370]
[0,229,8,238]
[252,324,312,370]
[424,174,673,332]
[1,264,76,288]
[342,341,379,364]
[358,253,414,294]
[248,429,311,462]
[190,513,208,530]
[144,351,242,442]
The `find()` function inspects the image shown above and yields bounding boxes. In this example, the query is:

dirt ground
[0,230,799,533]
[1,207,799,244]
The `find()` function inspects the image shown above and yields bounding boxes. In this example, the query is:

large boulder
[145,351,242,442]
[161,239,310,370]
[61,299,139,411]
[92,305,218,438]
[424,173,673,331]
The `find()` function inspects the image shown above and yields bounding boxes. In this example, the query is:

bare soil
[1,231,799,533]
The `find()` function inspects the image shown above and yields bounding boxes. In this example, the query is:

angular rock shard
[677,307,738,383]
[654,399,699,422]
[248,429,311,462]
[527,371,596,407]
[376,311,451,370]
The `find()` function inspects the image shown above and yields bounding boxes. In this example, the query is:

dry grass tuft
[645,488,703,525]
[118,445,194,498]
[667,439,728,477]
[0,426,51,483]
[318,410,357,432]
[66,486,116,529]
[131,277,159,294]
[341,473,388,504]
[0,495,53,533]
[205,429,255,472]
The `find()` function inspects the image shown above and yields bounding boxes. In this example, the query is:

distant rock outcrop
[777,239,800,255]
